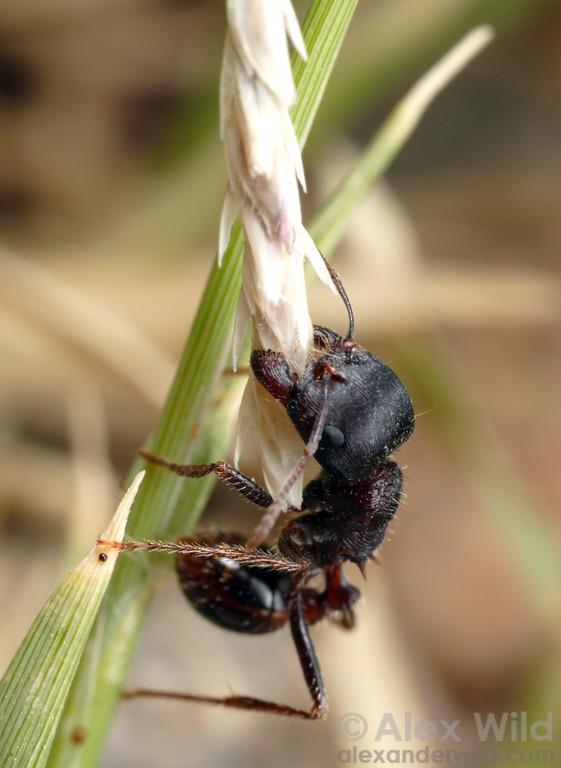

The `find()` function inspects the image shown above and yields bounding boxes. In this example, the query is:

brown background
[0,2,560,766]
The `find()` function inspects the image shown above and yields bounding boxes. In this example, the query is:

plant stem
[49,3,358,765]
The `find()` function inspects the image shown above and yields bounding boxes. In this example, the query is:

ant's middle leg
[140,451,272,509]
[98,536,306,575]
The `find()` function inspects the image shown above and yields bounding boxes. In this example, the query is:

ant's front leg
[248,348,347,549]
[140,451,272,509]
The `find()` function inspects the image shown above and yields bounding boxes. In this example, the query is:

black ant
[100,264,414,720]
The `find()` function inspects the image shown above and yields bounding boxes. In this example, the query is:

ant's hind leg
[122,689,323,720]
[140,451,272,509]
[121,595,326,720]
[289,593,328,718]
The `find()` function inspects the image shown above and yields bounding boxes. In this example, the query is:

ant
[100,264,414,720]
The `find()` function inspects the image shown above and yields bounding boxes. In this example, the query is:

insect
[100,265,414,720]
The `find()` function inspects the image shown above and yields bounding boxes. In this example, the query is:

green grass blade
[312,26,493,254]
[48,3,358,765]
[0,474,144,768]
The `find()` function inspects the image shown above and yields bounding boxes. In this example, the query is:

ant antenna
[320,253,355,342]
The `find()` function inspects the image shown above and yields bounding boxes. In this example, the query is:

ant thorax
[278,461,403,568]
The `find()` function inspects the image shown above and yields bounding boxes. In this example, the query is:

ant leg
[97,537,306,575]
[122,689,321,720]
[122,594,326,720]
[289,592,328,718]
[246,380,330,549]
[140,451,272,508]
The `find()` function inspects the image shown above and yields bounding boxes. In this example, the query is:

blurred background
[0,1,560,766]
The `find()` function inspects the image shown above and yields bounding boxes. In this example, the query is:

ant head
[287,333,414,481]
[251,256,413,482]
[251,335,414,482]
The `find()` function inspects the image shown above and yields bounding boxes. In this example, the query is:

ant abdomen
[176,533,294,634]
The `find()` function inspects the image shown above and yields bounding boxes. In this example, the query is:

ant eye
[323,425,345,448]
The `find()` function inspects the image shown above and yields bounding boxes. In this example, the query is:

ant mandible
[101,263,414,720]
